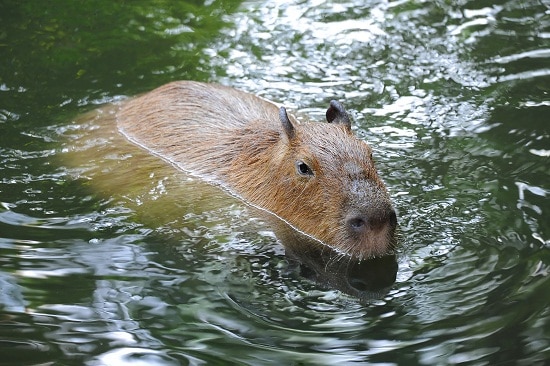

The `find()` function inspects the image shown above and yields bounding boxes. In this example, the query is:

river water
[1,1,549,365]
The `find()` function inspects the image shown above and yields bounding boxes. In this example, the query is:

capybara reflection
[117,81,397,259]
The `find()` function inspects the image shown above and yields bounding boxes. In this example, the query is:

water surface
[1,0,549,365]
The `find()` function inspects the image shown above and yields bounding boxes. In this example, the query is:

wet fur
[118,81,395,259]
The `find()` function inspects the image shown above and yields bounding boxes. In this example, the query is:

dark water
[1,1,549,365]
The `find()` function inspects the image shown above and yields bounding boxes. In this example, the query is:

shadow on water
[288,248,398,301]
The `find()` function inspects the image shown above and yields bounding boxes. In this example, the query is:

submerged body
[118,81,396,259]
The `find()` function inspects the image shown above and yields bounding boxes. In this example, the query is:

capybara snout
[346,206,397,234]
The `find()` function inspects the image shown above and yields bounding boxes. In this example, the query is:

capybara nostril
[347,207,397,235]
[347,215,368,234]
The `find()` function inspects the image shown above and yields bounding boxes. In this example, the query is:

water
[1,0,549,365]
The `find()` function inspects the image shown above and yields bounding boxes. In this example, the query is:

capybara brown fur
[117,81,397,259]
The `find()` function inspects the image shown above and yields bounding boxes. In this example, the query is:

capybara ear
[279,106,296,141]
[326,100,351,131]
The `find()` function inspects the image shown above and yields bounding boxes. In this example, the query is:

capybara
[117,81,397,260]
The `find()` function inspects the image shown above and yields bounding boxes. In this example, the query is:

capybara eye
[296,160,314,177]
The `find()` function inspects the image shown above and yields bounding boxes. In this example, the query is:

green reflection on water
[0,0,241,109]
[0,0,549,365]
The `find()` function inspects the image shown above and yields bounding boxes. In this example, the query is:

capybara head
[226,101,397,260]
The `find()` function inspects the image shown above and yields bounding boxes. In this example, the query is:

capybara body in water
[117,81,397,260]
